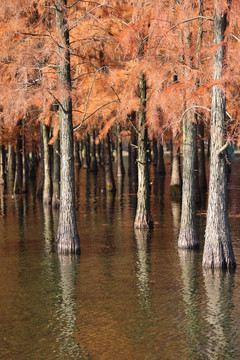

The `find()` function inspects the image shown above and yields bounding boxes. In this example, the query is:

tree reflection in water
[203,269,237,359]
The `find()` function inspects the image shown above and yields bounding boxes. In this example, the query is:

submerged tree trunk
[42,123,52,205]
[55,0,80,254]
[13,129,23,195]
[178,118,198,248]
[89,128,98,172]
[134,73,153,229]
[104,133,115,192]
[52,136,60,208]
[156,139,165,175]
[0,145,5,186]
[170,140,182,196]
[116,122,125,178]
[203,6,235,269]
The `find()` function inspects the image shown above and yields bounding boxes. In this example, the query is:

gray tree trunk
[13,132,22,195]
[55,0,80,254]
[203,6,235,269]
[42,123,52,205]
[170,141,182,196]
[52,135,60,208]
[104,133,115,192]
[116,122,125,178]
[89,128,98,172]
[134,73,153,229]
[178,118,198,248]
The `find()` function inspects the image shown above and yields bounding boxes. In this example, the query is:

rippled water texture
[0,156,240,360]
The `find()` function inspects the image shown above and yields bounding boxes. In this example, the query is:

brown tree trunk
[152,137,158,166]
[0,145,5,186]
[116,122,125,178]
[104,133,115,192]
[37,125,44,197]
[89,128,98,172]
[128,130,138,190]
[170,140,182,196]
[134,73,153,229]
[55,0,80,254]
[74,140,81,167]
[82,134,90,169]
[203,5,235,269]
[13,124,23,195]
[156,139,165,175]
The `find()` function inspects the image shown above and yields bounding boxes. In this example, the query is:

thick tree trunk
[89,128,98,172]
[128,131,138,190]
[52,136,60,208]
[104,133,115,192]
[42,123,52,205]
[116,122,125,178]
[156,139,165,175]
[197,122,207,191]
[134,73,153,229]
[178,118,198,248]
[203,6,235,269]
[170,141,182,196]
[55,0,80,254]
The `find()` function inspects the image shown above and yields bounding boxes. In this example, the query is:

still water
[0,156,240,360]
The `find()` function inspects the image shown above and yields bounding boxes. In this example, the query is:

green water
[0,157,240,360]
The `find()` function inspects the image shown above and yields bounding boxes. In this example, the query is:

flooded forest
[0,0,240,359]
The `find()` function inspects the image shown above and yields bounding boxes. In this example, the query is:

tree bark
[203,5,235,269]
[178,118,198,248]
[82,134,90,169]
[104,133,115,192]
[197,121,207,192]
[89,128,98,172]
[55,0,80,254]
[13,131,23,194]
[0,145,5,186]
[134,73,153,229]
[170,140,182,196]
[116,122,125,178]
[42,123,52,205]
[74,140,81,167]
[156,139,165,175]
[52,135,60,208]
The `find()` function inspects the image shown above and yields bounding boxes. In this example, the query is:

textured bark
[170,141,182,196]
[104,133,115,192]
[89,128,98,172]
[55,0,80,254]
[178,118,198,248]
[134,73,153,229]
[42,123,52,205]
[156,139,165,175]
[197,122,207,191]
[116,122,125,178]
[128,130,138,190]
[37,125,44,197]
[7,145,15,187]
[52,136,60,208]
[203,6,235,269]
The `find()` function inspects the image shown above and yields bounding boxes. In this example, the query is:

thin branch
[47,89,65,112]
[67,0,100,8]
[217,138,230,156]
[127,115,139,134]
[73,99,119,131]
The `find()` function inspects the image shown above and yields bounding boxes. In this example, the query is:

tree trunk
[52,135,60,208]
[128,130,138,190]
[197,121,207,192]
[104,133,115,192]
[152,137,158,166]
[42,123,52,204]
[74,140,81,167]
[156,139,165,175]
[55,0,80,255]
[116,122,125,178]
[203,6,235,269]
[134,73,153,229]
[13,133,23,195]
[82,134,90,169]
[89,128,98,172]
[0,145,5,186]
[178,118,198,248]
[7,145,15,188]
[170,141,182,196]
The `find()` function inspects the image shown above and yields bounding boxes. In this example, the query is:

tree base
[52,195,60,209]
[134,212,154,229]
[178,228,199,249]
[56,233,80,255]
[170,184,182,197]
[202,239,236,269]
